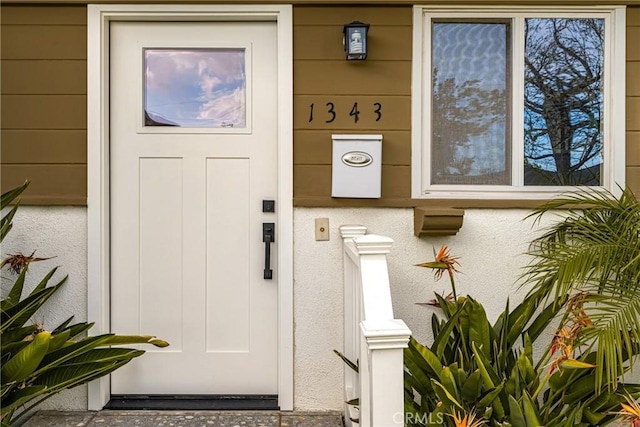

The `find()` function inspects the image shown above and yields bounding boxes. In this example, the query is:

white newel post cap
[361,319,411,350]
[353,234,394,255]
[340,225,368,240]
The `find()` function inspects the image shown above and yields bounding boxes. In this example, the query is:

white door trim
[87,4,293,411]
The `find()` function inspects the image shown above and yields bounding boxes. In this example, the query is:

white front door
[109,20,279,395]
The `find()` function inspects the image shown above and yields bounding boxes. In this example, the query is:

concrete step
[21,410,344,427]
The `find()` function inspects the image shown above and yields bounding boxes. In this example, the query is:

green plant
[1,182,168,426]
[523,187,640,391]
[404,245,640,426]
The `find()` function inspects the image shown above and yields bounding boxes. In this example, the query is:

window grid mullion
[512,15,526,188]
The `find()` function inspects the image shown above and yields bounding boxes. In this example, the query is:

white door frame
[87,4,293,411]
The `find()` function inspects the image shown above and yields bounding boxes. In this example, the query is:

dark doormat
[105,394,279,410]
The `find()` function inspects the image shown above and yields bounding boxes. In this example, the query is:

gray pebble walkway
[21,411,344,427]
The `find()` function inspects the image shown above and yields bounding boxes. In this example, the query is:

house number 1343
[308,102,382,124]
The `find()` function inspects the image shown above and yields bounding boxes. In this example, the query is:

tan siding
[2,95,87,130]
[1,5,86,25]
[1,26,87,60]
[294,165,410,199]
[294,130,410,165]
[1,165,87,205]
[1,5,87,204]
[294,62,411,95]
[294,25,412,61]
[627,98,640,132]
[1,3,638,205]
[628,132,640,168]
[1,61,87,95]
[628,28,640,61]
[2,131,87,164]
[293,6,412,26]
[294,95,410,130]
[293,6,413,206]
[628,62,640,96]
[627,167,640,197]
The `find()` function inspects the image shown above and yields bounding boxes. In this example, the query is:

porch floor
[21,410,344,427]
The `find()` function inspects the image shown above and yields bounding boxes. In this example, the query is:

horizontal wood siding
[293,5,413,206]
[294,4,640,206]
[1,4,638,205]
[628,7,640,197]
[1,5,87,205]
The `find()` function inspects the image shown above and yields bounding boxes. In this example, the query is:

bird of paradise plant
[448,409,485,427]
[615,393,640,427]
[1,182,169,426]
[405,241,640,426]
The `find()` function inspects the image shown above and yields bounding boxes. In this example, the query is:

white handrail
[340,225,412,427]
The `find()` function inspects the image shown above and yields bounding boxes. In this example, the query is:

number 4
[349,103,360,123]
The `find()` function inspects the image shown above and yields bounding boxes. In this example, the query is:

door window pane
[144,49,246,128]
[431,21,510,185]
[524,18,604,186]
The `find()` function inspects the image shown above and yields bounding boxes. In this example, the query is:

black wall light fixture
[343,21,370,60]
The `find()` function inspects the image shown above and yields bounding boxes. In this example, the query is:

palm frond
[522,187,640,390]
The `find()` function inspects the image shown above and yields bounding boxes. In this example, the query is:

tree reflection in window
[524,18,604,186]
[431,22,509,185]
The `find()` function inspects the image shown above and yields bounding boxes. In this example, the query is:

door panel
[110,21,278,395]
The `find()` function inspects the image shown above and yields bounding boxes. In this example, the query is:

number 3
[374,102,382,122]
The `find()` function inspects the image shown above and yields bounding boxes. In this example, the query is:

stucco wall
[0,206,572,412]
[293,207,554,410]
[1,206,88,411]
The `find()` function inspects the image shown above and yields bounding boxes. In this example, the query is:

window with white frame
[411,6,626,199]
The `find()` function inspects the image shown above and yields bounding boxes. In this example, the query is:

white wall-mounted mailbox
[331,134,383,198]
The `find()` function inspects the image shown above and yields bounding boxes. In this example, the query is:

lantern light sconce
[343,21,370,60]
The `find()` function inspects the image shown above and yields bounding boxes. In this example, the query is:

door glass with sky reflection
[144,49,246,128]
[431,21,510,185]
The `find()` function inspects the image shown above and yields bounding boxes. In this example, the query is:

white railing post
[340,226,411,427]
[361,320,411,427]
[340,225,368,427]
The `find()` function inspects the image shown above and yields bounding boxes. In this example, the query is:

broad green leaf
[1,331,51,383]
[558,359,596,370]
[405,349,436,396]
[439,366,460,403]
[29,267,59,297]
[1,278,65,333]
[525,298,565,343]
[48,330,72,353]
[1,324,38,347]
[472,342,505,419]
[51,316,75,335]
[468,298,491,358]
[408,337,443,379]
[477,383,504,410]
[33,359,133,392]
[61,348,146,367]
[101,335,169,347]
[0,204,19,243]
[521,391,542,427]
[508,395,526,427]
[433,300,467,358]
[1,266,29,311]
[0,385,47,414]
[461,370,482,403]
[0,181,29,211]
[431,379,463,410]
